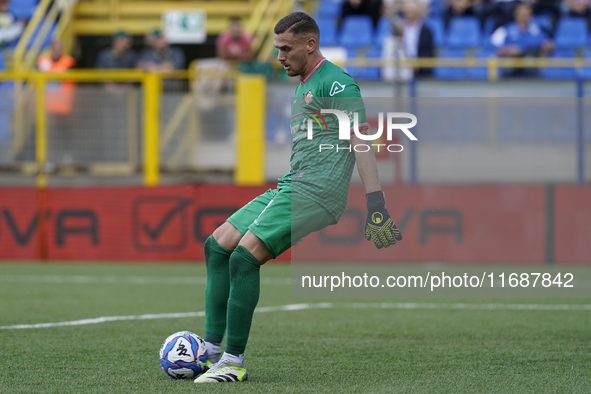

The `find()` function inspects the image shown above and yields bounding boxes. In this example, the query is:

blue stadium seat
[0,52,13,139]
[579,51,591,79]
[428,0,445,16]
[317,18,338,46]
[424,17,445,47]
[346,48,381,80]
[555,17,588,49]
[360,47,381,79]
[433,48,467,79]
[316,0,344,19]
[376,17,393,47]
[338,16,373,48]
[540,49,577,79]
[532,15,554,35]
[481,17,496,47]
[9,0,38,19]
[446,16,480,48]
[468,48,497,80]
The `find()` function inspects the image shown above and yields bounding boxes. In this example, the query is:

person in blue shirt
[491,3,555,57]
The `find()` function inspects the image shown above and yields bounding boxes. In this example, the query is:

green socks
[203,237,261,356]
[225,245,261,356]
[204,235,231,345]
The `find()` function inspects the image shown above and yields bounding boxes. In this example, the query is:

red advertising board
[294,185,547,263]
[554,185,591,264]
[0,184,589,263]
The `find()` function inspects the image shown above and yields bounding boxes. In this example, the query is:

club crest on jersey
[302,90,313,105]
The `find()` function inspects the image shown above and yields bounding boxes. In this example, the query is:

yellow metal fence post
[35,74,47,188]
[235,74,265,185]
[143,72,160,186]
[35,74,48,260]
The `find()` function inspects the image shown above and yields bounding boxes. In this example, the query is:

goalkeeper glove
[365,191,402,249]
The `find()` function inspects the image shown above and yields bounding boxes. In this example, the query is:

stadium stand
[375,16,392,47]
[424,17,445,47]
[532,15,554,35]
[481,17,496,47]
[433,47,467,79]
[309,0,591,80]
[428,0,445,16]
[315,0,343,19]
[540,48,577,79]
[554,16,588,49]
[338,15,374,48]
[581,51,591,78]
[317,17,339,46]
[425,17,446,47]
[8,0,38,20]
[346,46,381,79]
[468,47,497,80]
[446,16,480,49]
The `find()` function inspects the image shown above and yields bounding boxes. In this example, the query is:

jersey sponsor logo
[329,81,345,96]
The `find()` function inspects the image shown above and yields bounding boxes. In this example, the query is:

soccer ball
[159,331,208,379]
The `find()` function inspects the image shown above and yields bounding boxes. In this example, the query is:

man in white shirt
[382,2,434,80]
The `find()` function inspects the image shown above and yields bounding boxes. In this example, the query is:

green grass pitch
[0,263,590,393]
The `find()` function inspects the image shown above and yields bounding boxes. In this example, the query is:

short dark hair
[274,12,320,41]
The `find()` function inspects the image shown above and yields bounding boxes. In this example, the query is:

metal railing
[0,70,202,187]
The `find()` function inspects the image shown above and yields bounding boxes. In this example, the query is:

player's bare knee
[213,222,241,252]
[239,231,273,264]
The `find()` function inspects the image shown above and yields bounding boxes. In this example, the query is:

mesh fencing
[0,74,237,177]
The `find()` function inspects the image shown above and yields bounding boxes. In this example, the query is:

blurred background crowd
[1,0,590,80]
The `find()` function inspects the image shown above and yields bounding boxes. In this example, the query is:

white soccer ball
[159,331,208,379]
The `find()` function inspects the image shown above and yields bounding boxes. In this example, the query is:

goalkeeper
[195,11,402,384]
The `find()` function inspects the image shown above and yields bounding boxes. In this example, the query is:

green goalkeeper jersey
[278,58,368,222]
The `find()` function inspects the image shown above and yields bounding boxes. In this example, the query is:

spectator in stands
[137,29,185,71]
[484,0,546,32]
[95,30,136,69]
[562,0,591,22]
[401,2,434,61]
[491,3,554,57]
[36,38,76,163]
[215,17,273,79]
[383,2,433,79]
[339,0,383,29]
[0,0,25,48]
[532,0,561,23]
[443,0,485,28]
[216,17,254,62]
[36,38,76,81]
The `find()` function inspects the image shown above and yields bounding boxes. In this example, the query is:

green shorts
[226,188,335,258]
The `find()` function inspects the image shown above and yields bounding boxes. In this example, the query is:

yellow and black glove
[365,191,402,249]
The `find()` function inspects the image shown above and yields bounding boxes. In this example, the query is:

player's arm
[352,134,402,249]
[352,133,381,194]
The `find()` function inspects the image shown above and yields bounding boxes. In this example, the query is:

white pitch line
[0,302,589,330]
[0,275,290,286]
[0,303,333,330]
